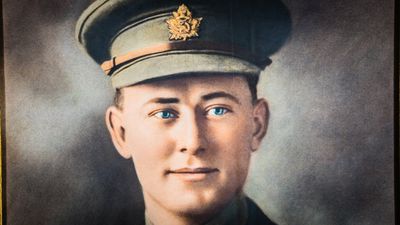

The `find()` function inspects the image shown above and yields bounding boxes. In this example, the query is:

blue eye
[208,107,229,116]
[154,111,178,119]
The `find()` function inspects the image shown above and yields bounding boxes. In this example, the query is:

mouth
[168,167,219,174]
[167,167,219,182]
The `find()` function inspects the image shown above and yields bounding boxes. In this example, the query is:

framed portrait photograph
[1,0,397,225]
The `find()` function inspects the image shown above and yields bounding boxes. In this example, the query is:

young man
[76,0,291,224]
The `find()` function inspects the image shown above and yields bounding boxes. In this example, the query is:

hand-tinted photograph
[2,0,395,225]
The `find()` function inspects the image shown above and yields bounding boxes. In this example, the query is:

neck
[144,192,247,225]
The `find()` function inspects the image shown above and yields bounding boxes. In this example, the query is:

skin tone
[105,75,269,225]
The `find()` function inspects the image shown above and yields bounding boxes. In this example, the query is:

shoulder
[245,197,277,225]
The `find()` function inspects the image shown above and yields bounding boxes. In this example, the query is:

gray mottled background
[3,0,394,225]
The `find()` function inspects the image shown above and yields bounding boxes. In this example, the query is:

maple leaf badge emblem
[166,4,202,41]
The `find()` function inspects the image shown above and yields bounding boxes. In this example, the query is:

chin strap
[101,41,266,76]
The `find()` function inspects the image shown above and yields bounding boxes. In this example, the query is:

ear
[251,98,270,151]
[105,106,131,159]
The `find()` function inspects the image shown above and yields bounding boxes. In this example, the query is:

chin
[165,188,233,217]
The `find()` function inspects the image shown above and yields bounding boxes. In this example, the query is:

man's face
[106,75,268,216]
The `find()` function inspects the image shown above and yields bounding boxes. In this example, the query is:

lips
[167,167,219,182]
[168,167,219,174]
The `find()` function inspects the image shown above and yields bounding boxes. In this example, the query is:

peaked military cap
[76,0,291,89]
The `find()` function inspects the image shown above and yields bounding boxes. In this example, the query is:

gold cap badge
[166,4,202,41]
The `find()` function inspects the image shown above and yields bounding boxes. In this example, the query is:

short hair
[114,74,259,109]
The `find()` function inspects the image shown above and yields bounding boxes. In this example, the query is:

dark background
[3,0,395,225]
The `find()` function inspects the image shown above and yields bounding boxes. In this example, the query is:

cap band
[111,53,262,89]
[101,41,270,76]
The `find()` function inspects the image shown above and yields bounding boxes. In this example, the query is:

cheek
[208,115,253,172]
[209,115,253,151]
[123,118,175,163]
[125,117,169,149]
[123,119,176,186]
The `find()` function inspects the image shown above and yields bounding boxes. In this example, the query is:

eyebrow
[146,97,180,104]
[201,91,241,104]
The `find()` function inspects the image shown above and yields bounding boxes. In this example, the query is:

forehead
[121,74,251,103]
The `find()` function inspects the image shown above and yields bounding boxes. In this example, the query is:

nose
[176,110,206,155]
